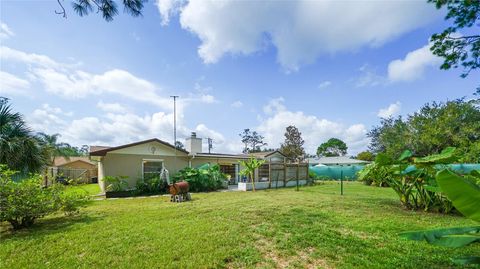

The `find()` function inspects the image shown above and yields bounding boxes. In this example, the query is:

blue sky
[0,0,478,155]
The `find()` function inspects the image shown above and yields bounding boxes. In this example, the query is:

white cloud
[156,0,185,26]
[355,64,387,88]
[0,22,14,39]
[97,101,127,113]
[199,94,216,104]
[28,104,72,134]
[0,46,174,108]
[388,44,442,82]
[231,100,243,108]
[0,46,66,69]
[377,102,401,118]
[158,0,438,70]
[318,81,332,89]
[0,71,30,95]
[256,98,369,155]
[26,102,231,153]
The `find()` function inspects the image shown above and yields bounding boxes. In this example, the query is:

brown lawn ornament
[168,181,191,202]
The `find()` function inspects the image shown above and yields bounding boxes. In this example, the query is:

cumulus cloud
[26,102,233,153]
[231,100,243,108]
[318,81,332,89]
[388,44,442,82]
[0,71,30,95]
[28,104,72,134]
[0,46,66,69]
[0,22,14,39]
[157,0,438,70]
[97,101,128,113]
[2,46,220,110]
[256,98,369,155]
[377,102,401,118]
[354,64,387,88]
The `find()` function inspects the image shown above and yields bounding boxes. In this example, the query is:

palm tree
[36,133,72,185]
[0,98,45,173]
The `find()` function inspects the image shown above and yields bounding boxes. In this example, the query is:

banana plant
[239,157,265,192]
[400,169,480,265]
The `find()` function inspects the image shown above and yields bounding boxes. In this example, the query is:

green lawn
[65,183,101,196]
[1,182,478,268]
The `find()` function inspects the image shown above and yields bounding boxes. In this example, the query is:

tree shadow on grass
[0,213,100,240]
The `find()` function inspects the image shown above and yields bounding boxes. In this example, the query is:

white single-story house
[90,133,309,192]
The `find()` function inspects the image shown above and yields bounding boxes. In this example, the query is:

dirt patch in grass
[255,234,333,269]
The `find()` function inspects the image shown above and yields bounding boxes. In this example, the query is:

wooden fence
[267,161,309,188]
[50,167,97,184]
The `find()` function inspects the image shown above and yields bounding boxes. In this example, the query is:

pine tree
[280,125,305,162]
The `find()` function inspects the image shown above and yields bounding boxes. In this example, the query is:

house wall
[190,157,240,168]
[100,153,189,190]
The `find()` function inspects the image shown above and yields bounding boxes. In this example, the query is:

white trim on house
[142,159,164,179]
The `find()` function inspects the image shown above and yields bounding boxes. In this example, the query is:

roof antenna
[207,138,213,153]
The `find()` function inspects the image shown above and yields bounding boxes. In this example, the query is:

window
[143,160,163,179]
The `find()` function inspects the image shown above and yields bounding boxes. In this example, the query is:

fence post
[268,162,272,189]
[296,162,299,191]
[340,169,344,195]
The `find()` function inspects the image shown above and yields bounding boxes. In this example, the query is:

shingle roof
[89,138,189,156]
[53,156,96,167]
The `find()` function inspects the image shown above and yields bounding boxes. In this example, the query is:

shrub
[104,176,129,192]
[173,164,227,192]
[135,174,168,195]
[0,165,88,230]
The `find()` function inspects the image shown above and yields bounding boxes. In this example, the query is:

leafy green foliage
[0,98,45,173]
[280,125,305,161]
[436,169,480,222]
[239,157,265,191]
[357,162,391,187]
[356,151,375,161]
[368,99,480,161]
[104,176,129,192]
[0,165,88,230]
[400,168,480,265]
[400,226,480,247]
[428,0,480,79]
[69,0,146,21]
[135,174,168,195]
[316,138,348,157]
[358,149,459,213]
[173,164,227,192]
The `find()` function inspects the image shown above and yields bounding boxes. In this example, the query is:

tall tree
[356,151,375,161]
[367,98,480,161]
[36,133,72,166]
[239,129,267,153]
[37,133,73,185]
[280,125,305,162]
[428,0,479,86]
[55,0,146,21]
[316,138,348,157]
[0,98,45,173]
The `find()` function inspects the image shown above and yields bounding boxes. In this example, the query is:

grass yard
[1,182,478,268]
[65,183,101,196]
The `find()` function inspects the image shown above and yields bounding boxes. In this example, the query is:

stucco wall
[190,157,240,168]
[101,153,189,189]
